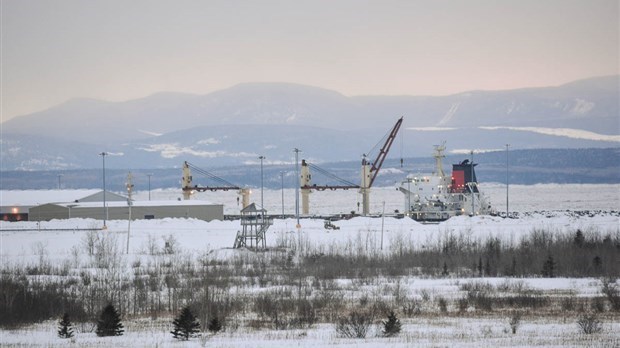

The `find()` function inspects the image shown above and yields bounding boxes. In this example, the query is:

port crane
[181,161,251,208]
[301,116,403,216]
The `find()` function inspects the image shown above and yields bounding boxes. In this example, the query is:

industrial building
[1,190,223,222]
[29,200,223,222]
[0,190,126,221]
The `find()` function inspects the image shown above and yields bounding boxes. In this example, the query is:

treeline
[301,228,620,279]
[0,228,618,329]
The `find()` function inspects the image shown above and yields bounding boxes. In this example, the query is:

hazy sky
[2,0,618,122]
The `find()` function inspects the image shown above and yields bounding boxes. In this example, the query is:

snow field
[2,212,618,265]
[1,315,618,347]
[1,184,619,346]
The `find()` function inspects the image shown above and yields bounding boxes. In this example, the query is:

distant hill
[1,148,618,191]
[1,76,618,170]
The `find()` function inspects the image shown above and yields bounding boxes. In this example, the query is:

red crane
[300,116,403,215]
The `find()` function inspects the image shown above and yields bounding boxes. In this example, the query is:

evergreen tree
[171,306,201,340]
[478,257,483,277]
[96,303,124,337]
[441,262,449,276]
[484,258,492,277]
[207,315,223,334]
[381,311,401,337]
[593,256,602,275]
[574,229,585,247]
[542,255,556,278]
[57,312,74,339]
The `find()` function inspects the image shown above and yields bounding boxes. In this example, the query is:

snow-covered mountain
[1,76,618,170]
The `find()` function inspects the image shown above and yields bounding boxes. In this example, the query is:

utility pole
[99,152,108,229]
[293,148,302,258]
[57,174,63,190]
[147,173,153,201]
[407,177,412,217]
[506,144,510,218]
[470,150,475,216]
[381,201,385,250]
[280,171,285,218]
[126,172,134,254]
[259,156,265,210]
[294,148,301,228]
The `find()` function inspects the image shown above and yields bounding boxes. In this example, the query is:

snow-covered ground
[2,184,618,263]
[1,184,619,346]
[2,316,619,347]
[2,211,619,265]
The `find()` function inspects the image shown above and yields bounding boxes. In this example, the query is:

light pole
[259,156,265,210]
[99,152,108,229]
[293,148,303,257]
[280,171,285,218]
[293,148,301,228]
[147,173,153,201]
[126,172,134,254]
[470,150,475,216]
[506,144,510,218]
[57,174,63,189]
[407,177,412,216]
[381,201,385,250]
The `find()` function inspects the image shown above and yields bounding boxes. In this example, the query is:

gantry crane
[301,116,403,216]
[182,161,251,208]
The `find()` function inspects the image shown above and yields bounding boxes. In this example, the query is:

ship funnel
[450,159,479,193]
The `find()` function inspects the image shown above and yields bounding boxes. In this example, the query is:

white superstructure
[398,145,492,221]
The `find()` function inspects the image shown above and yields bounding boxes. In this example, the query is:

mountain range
[1,75,618,170]
[1,148,618,191]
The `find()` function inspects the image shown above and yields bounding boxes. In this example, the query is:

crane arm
[367,116,403,187]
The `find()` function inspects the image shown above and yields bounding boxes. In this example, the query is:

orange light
[11,207,18,214]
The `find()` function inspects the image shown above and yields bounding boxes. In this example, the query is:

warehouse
[0,190,126,221]
[28,199,223,222]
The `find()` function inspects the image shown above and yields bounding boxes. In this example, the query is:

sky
[1,0,618,122]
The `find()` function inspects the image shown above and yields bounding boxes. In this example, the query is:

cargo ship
[398,144,492,221]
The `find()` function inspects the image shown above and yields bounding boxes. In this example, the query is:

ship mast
[433,142,446,177]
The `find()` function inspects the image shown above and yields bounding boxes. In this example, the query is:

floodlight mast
[99,152,108,229]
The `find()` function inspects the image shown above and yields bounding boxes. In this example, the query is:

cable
[186,162,239,188]
[307,163,358,187]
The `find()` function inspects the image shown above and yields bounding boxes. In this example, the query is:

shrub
[437,297,448,313]
[591,297,606,312]
[163,234,178,255]
[96,304,124,337]
[254,292,283,329]
[0,275,86,328]
[541,255,556,278]
[508,312,521,334]
[601,278,620,311]
[171,306,201,340]
[576,313,602,334]
[561,295,576,312]
[402,300,421,317]
[381,311,401,337]
[207,316,223,334]
[441,262,449,276]
[57,313,74,339]
[457,298,469,313]
[335,311,373,338]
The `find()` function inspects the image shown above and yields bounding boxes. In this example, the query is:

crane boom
[182,161,251,207]
[366,116,403,188]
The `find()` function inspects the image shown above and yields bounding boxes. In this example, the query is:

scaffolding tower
[233,203,272,249]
